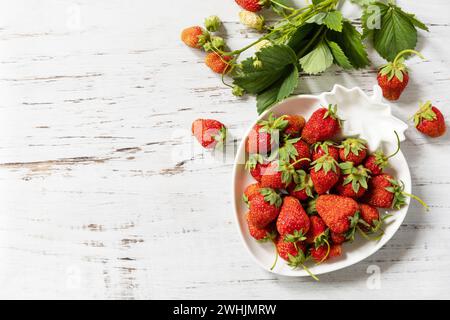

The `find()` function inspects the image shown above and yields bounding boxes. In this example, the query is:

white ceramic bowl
[232,84,411,277]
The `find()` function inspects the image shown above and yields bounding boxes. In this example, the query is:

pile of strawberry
[242,105,428,279]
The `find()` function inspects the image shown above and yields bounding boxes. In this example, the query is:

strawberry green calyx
[260,188,282,207]
[373,131,401,169]
[339,162,371,193]
[204,15,221,32]
[242,194,249,207]
[311,154,339,174]
[197,30,211,48]
[287,251,319,281]
[386,179,430,211]
[293,170,314,198]
[284,230,307,243]
[345,211,360,242]
[232,85,245,97]
[278,158,311,185]
[323,104,342,128]
[379,49,425,82]
[413,101,437,127]
[306,196,318,215]
[204,36,225,52]
[340,138,367,158]
[278,137,301,162]
[213,126,227,149]
[314,229,330,249]
[258,113,289,133]
[258,230,278,243]
[313,140,336,154]
[245,153,264,171]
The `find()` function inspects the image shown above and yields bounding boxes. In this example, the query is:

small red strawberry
[309,245,329,263]
[260,161,284,189]
[310,155,341,194]
[245,154,269,182]
[364,131,401,175]
[242,182,261,207]
[276,196,310,241]
[413,101,446,138]
[246,213,277,241]
[329,244,342,258]
[235,0,268,12]
[248,188,282,228]
[205,52,232,74]
[246,113,288,155]
[283,114,306,137]
[305,216,329,247]
[287,170,314,201]
[302,105,342,144]
[363,174,429,211]
[339,138,368,165]
[358,204,380,231]
[181,26,209,48]
[330,231,346,245]
[275,237,317,280]
[312,140,339,161]
[316,195,359,234]
[377,50,424,101]
[335,162,371,199]
[278,137,311,170]
[191,119,226,149]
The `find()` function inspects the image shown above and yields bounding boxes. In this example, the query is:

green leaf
[323,11,343,32]
[233,45,298,94]
[287,23,317,53]
[350,0,377,6]
[327,20,370,69]
[299,41,333,75]
[256,65,299,114]
[327,40,353,69]
[363,3,428,61]
[306,12,327,25]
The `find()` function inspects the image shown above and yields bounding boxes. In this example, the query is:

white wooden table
[0,0,449,299]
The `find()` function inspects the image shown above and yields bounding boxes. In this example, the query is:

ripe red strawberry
[260,161,284,189]
[302,105,342,144]
[329,244,342,258]
[330,231,346,245]
[305,216,328,246]
[309,245,329,263]
[362,174,402,209]
[181,26,208,48]
[283,115,306,137]
[246,213,277,241]
[413,101,446,138]
[339,138,368,165]
[310,155,341,194]
[312,141,339,161]
[364,131,401,175]
[279,137,311,170]
[287,170,314,201]
[276,237,306,262]
[377,50,424,101]
[205,52,232,74]
[276,196,310,241]
[316,195,359,234]
[242,182,261,207]
[246,113,288,155]
[248,188,282,228]
[335,162,371,199]
[191,119,226,149]
[245,154,269,182]
[359,204,380,231]
[235,0,267,12]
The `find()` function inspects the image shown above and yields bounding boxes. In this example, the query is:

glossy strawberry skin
[283,115,305,137]
[291,140,311,169]
[243,183,261,202]
[246,213,275,241]
[335,175,367,199]
[362,174,394,208]
[377,71,409,101]
[260,161,286,189]
[276,237,306,261]
[312,145,339,162]
[310,166,341,195]
[302,108,341,144]
[287,184,309,201]
[316,195,359,234]
[235,0,263,12]
[276,196,310,237]
[248,192,280,229]
[310,245,328,263]
[330,231,346,245]
[191,119,226,149]
[245,124,272,155]
[416,106,446,138]
[359,204,380,229]
[364,155,383,175]
[249,162,269,182]
[305,216,327,245]
[339,148,367,165]
[181,26,204,48]
[205,52,231,74]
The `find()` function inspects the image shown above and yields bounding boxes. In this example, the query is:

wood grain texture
[0,0,449,299]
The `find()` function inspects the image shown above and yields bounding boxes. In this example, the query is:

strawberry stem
[290,157,312,167]
[393,49,425,67]
[387,131,401,159]
[301,264,319,281]
[270,240,279,271]
[317,239,331,265]
[270,0,295,11]
[402,192,430,212]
